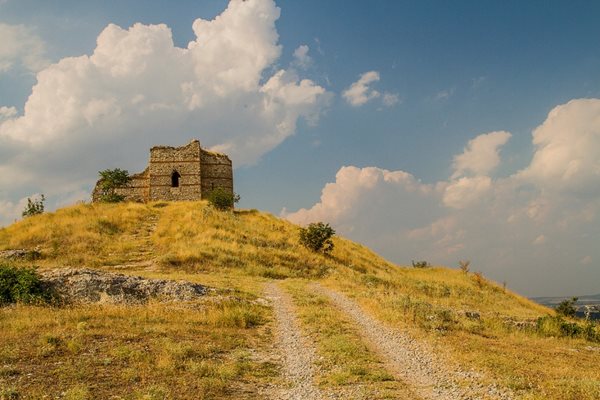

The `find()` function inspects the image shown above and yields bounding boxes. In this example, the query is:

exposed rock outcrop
[40,268,209,304]
[0,248,41,260]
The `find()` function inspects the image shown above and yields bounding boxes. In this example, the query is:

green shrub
[207,187,240,211]
[411,260,430,268]
[98,168,131,203]
[536,315,599,342]
[99,192,126,203]
[299,222,335,254]
[22,194,45,217]
[0,264,50,305]
[555,297,578,318]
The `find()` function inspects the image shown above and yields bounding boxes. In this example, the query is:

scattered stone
[263,282,323,400]
[464,311,481,320]
[503,317,537,330]
[0,248,41,260]
[40,268,209,304]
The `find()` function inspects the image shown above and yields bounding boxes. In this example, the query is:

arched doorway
[171,170,181,188]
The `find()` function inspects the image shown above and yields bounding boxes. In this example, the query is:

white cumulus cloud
[292,45,312,70]
[452,131,512,178]
[0,0,332,226]
[284,98,600,296]
[343,71,399,108]
[0,106,17,121]
[442,176,492,209]
[0,23,48,73]
[518,98,600,194]
[342,71,381,106]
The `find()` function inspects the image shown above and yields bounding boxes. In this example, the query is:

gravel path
[264,282,323,400]
[312,283,515,400]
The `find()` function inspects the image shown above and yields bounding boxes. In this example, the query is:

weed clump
[299,222,335,254]
[207,187,240,210]
[411,260,430,268]
[472,271,486,288]
[536,315,599,342]
[22,194,45,218]
[0,264,50,305]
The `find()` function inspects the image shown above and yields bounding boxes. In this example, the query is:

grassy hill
[0,201,599,399]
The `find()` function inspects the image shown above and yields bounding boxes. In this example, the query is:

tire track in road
[265,282,323,400]
[312,283,514,400]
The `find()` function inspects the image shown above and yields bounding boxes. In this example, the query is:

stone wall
[200,149,233,198]
[91,168,149,203]
[92,139,233,203]
[149,140,202,201]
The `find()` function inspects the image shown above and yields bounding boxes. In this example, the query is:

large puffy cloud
[0,106,17,121]
[0,23,48,73]
[0,0,331,225]
[451,131,511,178]
[283,166,442,258]
[518,98,600,194]
[442,176,492,209]
[284,166,435,226]
[285,99,600,296]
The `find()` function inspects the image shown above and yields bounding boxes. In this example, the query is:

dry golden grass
[322,268,600,399]
[0,202,158,267]
[1,201,599,399]
[0,295,275,399]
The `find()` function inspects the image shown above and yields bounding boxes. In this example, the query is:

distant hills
[532,294,600,320]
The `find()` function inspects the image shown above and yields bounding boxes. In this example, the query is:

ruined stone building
[92,140,233,202]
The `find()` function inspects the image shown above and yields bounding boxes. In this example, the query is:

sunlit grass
[322,268,600,399]
[0,293,275,399]
[0,202,158,267]
[1,201,599,399]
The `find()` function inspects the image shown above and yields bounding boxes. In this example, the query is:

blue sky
[1,0,600,296]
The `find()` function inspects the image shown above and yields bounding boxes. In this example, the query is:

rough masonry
[92,140,233,202]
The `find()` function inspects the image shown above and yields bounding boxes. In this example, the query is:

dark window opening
[171,170,181,188]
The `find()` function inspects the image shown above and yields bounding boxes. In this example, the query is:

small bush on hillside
[555,297,578,318]
[0,264,50,305]
[207,187,240,211]
[98,168,131,203]
[22,194,45,217]
[411,260,430,268]
[536,315,599,342]
[299,222,335,254]
[458,260,470,274]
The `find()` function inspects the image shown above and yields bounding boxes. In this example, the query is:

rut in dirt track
[312,283,515,400]
[264,282,323,400]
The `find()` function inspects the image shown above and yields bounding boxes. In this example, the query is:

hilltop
[0,201,599,399]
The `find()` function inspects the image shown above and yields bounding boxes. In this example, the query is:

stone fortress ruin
[92,140,233,202]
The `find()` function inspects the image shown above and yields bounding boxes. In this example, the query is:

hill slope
[0,201,599,399]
